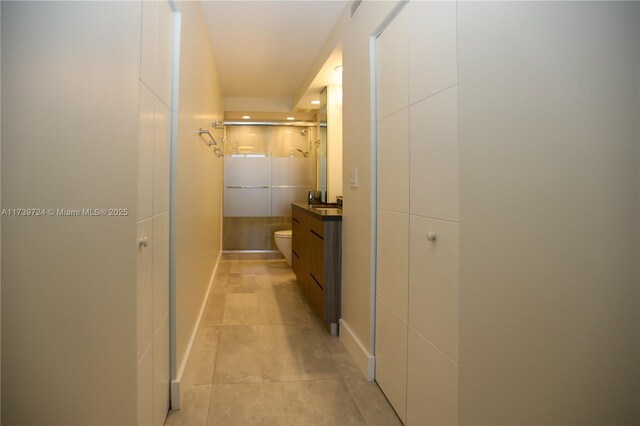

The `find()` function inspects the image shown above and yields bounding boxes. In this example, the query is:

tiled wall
[136,1,173,425]
[375,2,459,425]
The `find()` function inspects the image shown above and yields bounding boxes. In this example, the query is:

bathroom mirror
[317,87,328,199]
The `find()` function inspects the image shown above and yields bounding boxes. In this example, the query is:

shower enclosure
[223,124,317,251]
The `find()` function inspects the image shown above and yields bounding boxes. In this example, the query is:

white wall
[327,84,343,203]
[339,0,399,378]
[172,0,224,393]
[1,5,3,423]
[457,2,640,423]
[1,2,140,424]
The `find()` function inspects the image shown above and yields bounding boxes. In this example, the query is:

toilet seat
[274,230,292,239]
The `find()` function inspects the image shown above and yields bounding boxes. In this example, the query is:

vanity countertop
[292,202,342,220]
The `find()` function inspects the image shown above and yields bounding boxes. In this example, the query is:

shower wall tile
[271,187,309,217]
[225,126,270,156]
[270,127,312,158]
[223,217,291,251]
[224,188,271,217]
[224,157,271,187]
[272,157,313,187]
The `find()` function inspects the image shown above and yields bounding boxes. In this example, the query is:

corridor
[164,259,401,426]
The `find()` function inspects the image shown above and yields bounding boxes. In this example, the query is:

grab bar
[194,128,216,146]
[225,185,311,189]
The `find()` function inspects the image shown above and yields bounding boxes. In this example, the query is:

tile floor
[165,259,402,426]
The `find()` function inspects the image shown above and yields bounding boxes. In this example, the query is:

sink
[311,207,342,213]
[309,203,341,208]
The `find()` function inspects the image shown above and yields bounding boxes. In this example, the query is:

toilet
[274,230,293,266]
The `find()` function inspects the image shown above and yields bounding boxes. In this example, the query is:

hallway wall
[339,0,640,423]
[340,0,398,378]
[1,2,141,424]
[173,0,225,390]
[457,2,640,423]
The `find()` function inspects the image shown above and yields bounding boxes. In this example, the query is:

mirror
[317,87,328,199]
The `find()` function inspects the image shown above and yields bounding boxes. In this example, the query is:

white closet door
[376,2,460,425]
[137,1,174,424]
[375,5,410,423]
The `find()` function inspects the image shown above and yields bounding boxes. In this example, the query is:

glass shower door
[223,125,316,251]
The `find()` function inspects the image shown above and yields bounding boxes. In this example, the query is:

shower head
[299,128,308,136]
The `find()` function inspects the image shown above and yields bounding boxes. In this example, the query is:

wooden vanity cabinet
[291,203,342,335]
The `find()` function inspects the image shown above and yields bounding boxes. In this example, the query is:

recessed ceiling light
[286,116,295,121]
[242,115,251,119]
[309,100,321,105]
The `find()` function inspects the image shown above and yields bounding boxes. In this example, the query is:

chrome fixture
[195,128,216,146]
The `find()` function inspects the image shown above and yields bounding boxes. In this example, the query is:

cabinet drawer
[309,272,324,319]
[309,215,324,238]
[292,213,305,254]
[309,231,324,287]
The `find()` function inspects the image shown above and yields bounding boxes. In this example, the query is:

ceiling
[201,1,347,99]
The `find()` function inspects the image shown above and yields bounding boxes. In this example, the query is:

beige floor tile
[213,324,340,384]
[228,261,270,275]
[226,273,273,293]
[192,327,222,353]
[207,380,366,426]
[256,287,313,325]
[174,259,399,426]
[221,293,259,325]
[182,351,216,385]
[203,294,225,326]
[165,384,211,425]
[344,380,403,426]
[331,349,367,381]
[265,259,291,269]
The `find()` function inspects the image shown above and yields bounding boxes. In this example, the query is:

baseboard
[339,319,376,381]
[170,250,221,409]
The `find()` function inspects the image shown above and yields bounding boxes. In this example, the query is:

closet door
[375,5,409,424]
[406,2,459,425]
[375,1,459,425]
[137,1,174,425]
